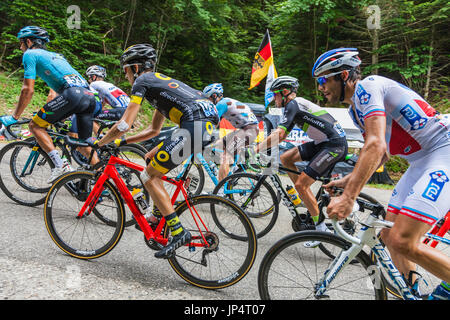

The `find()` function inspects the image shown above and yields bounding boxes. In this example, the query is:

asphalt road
[0,147,395,302]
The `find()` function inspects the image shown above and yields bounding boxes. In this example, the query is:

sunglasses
[315,71,344,85]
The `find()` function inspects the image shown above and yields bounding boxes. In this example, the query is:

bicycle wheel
[44,171,125,259]
[212,172,279,239]
[165,160,205,197]
[258,230,387,300]
[165,194,257,289]
[0,141,54,206]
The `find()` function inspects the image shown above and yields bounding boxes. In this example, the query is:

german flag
[249,30,277,90]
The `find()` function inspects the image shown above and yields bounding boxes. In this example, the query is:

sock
[165,212,184,237]
[48,150,63,168]
[315,221,327,231]
[312,215,320,224]
[441,281,450,291]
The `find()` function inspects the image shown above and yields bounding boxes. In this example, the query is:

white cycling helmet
[86,65,107,79]
[203,83,223,98]
[312,48,361,77]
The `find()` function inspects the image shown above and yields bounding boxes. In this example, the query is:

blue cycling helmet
[17,26,50,43]
[312,48,360,77]
[203,83,223,98]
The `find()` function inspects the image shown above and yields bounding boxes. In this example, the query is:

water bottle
[131,188,150,214]
[286,185,302,207]
[209,160,218,176]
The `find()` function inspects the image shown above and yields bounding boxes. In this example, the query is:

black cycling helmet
[270,76,299,93]
[120,43,157,71]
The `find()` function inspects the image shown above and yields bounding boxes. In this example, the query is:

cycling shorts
[297,137,348,180]
[219,124,259,157]
[69,107,126,134]
[149,120,216,174]
[32,87,97,140]
[387,145,450,225]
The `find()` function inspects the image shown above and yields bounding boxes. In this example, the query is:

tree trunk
[424,25,435,100]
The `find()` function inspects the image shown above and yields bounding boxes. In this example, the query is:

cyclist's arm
[255,127,287,153]
[13,78,35,119]
[97,101,141,146]
[341,115,387,201]
[125,109,165,144]
[46,88,57,103]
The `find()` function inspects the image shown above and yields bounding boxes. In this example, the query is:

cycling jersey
[216,98,258,129]
[349,75,450,162]
[130,72,219,126]
[89,80,130,108]
[278,97,346,142]
[22,49,89,93]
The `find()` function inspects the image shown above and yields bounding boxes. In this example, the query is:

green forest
[0,0,449,113]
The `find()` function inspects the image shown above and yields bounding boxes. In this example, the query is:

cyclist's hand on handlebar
[326,193,354,221]
[85,137,100,149]
[323,174,351,195]
[0,115,18,126]
[244,147,262,172]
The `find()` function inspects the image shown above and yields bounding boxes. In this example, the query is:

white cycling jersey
[216,97,258,129]
[90,80,130,108]
[350,75,450,224]
[349,75,450,162]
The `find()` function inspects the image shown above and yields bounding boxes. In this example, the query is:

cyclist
[69,65,130,136]
[92,44,219,259]
[202,83,259,180]
[0,26,97,183]
[250,76,348,245]
[317,48,450,299]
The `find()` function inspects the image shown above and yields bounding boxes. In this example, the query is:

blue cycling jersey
[215,97,258,128]
[22,49,89,94]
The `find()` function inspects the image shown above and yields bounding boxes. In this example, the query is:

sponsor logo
[356,84,371,105]
[400,104,427,130]
[422,170,449,202]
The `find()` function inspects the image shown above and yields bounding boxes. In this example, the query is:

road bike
[0,118,146,208]
[212,155,381,239]
[43,140,257,289]
[257,194,449,300]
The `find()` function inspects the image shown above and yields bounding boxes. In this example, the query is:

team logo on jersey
[400,104,427,130]
[356,84,371,105]
[422,170,449,202]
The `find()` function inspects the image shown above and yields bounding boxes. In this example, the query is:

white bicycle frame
[314,213,420,300]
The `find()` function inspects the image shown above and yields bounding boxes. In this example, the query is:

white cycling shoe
[47,163,74,184]
[303,223,333,248]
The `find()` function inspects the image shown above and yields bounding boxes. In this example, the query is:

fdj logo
[356,85,371,105]
[422,170,449,202]
[400,104,427,130]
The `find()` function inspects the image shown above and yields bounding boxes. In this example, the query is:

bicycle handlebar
[321,193,388,245]
[4,118,31,139]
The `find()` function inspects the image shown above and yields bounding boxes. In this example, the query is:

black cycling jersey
[278,97,346,143]
[130,72,219,125]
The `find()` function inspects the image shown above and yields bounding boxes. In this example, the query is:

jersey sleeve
[278,100,299,133]
[130,76,147,105]
[215,99,229,118]
[22,51,37,80]
[354,79,386,121]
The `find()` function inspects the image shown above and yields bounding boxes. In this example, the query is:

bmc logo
[422,170,449,202]
[400,104,427,130]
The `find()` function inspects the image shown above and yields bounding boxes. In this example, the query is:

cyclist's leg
[75,97,99,165]
[385,147,450,284]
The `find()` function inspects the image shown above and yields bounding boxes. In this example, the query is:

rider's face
[19,40,28,52]
[317,71,342,105]
[124,66,135,85]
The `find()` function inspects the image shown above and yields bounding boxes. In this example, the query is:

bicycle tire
[165,194,257,289]
[212,172,279,239]
[258,230,387,300]
[0,141,54,206]
[44,171,125,259]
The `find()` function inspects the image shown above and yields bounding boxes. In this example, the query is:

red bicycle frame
[424,211,450,248]
[76,155,211,248]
